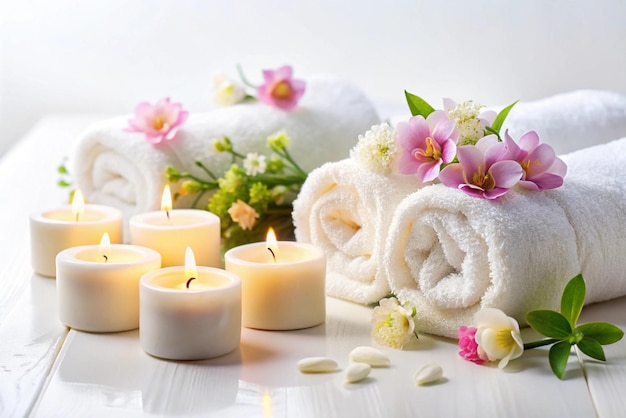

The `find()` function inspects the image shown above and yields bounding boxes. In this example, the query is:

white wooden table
[1,117,625,418]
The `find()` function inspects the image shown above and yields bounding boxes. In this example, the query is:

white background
[1,0,625,156]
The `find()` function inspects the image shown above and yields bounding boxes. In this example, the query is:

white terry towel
[502,89,626,155]
[384,137,626,338]
[293,159,422,304]
[73,75,380,217]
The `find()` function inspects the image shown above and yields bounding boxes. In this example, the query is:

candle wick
[75,213,79,222]
[267,247,276,263]
[103,254,108,263]
[166,210,170,220]
[186,277,196,289]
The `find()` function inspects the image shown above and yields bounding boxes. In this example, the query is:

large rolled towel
[503,89,626,155]
[384,137,626,338]
[73,75,380,216]
[293,159,422,304]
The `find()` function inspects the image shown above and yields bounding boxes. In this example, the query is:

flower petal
[489,160,523,189]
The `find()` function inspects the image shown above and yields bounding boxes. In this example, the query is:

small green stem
[237,64,257,89]
[195,161,218,181]
[523,338,560,350]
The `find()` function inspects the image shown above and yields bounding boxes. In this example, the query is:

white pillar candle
[56,233,161,332]
[140,248,242,360]
[129,185,221,267]
[30,190,123,277]
[224,228,326,330]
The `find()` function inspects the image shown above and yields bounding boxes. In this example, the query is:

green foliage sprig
[526,275,624,379]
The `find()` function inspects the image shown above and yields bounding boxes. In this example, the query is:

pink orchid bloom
[256,65,306,111]
[126,97,188,145]
[503,130,567,191]
[396,110,458,182]
[439,135,523,199]
[458,326,485,364]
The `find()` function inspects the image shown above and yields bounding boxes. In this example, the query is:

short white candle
[129,185,221,267]
[224,228,326,330]
[30,190,124,277]
[56,233,162,332]
[140,247,242,360]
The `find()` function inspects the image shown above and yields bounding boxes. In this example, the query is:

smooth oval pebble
[349,346,390,367]
[345,363,371,383]
[297,357,338,373]
[414,363,443,385]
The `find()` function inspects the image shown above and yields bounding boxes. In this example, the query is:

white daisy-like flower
[474,308,524,369]
[211,73,246,107]
[443,99,497,146]
[371,297,416,349]
[350,123,398,174]
[243,152,267,176]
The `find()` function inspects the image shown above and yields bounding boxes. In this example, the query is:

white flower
[443,98,497,146]
[211,73,246,107]
[474,308,524,369]
[371,297,416,349]
[243,153,267,176]
[350,123,398,174]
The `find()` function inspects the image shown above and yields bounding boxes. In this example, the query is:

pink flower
[126,97,188,144]
[396,110,458,182]
[439,135,523,199]
[458,326,484,364]
[256,65,306,111]
[503,130,567,191]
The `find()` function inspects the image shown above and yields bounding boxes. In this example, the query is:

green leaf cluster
[165,132,308,252]
[526,275,624,379]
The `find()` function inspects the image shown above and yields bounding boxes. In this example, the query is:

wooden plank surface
[0,116,102,418]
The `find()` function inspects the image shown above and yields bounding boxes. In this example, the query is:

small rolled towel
[73,75,380,216]
[384,137,626,338]
[293,159,422,304]
[503,89,626,155]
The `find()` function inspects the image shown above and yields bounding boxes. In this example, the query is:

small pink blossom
[396,111,458,182]
[503,130,567,191]
[458,326,484,364]
[256,65,306,111]
[439,135,523,199]
[126,97,188,144]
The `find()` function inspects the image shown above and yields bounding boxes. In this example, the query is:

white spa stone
[414,364,443,386]
[344,363,371,383]
[349,346,390,367]
[297,357,338,373]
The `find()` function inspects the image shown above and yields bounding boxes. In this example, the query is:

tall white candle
[129,185,221,267]
[30,190,123,277]
[140,247,242,360]
[56,233,161,332]
[224,228,326,330]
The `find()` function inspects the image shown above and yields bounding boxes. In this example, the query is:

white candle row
[28,188,326,360]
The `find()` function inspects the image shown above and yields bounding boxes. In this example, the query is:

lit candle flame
[99,232,111,262]
[161,184,172,219]
[266,227,279,262]
[184,246,198,288]
[72,189,85,222]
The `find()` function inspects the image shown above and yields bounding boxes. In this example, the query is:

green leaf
[561,274,586,329]
[549,340,573,379]
[577,336,606,361]
[57,180,71,188]
[526,310,572,339]
[57,165,68,174]
[489,100,518,135]
[404,91,435,118]
[576,322,624,345]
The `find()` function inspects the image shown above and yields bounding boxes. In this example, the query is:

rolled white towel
[293,159,422,304]
[73,75,380,217]
[502,89,626,155]
[384,137,626,338]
